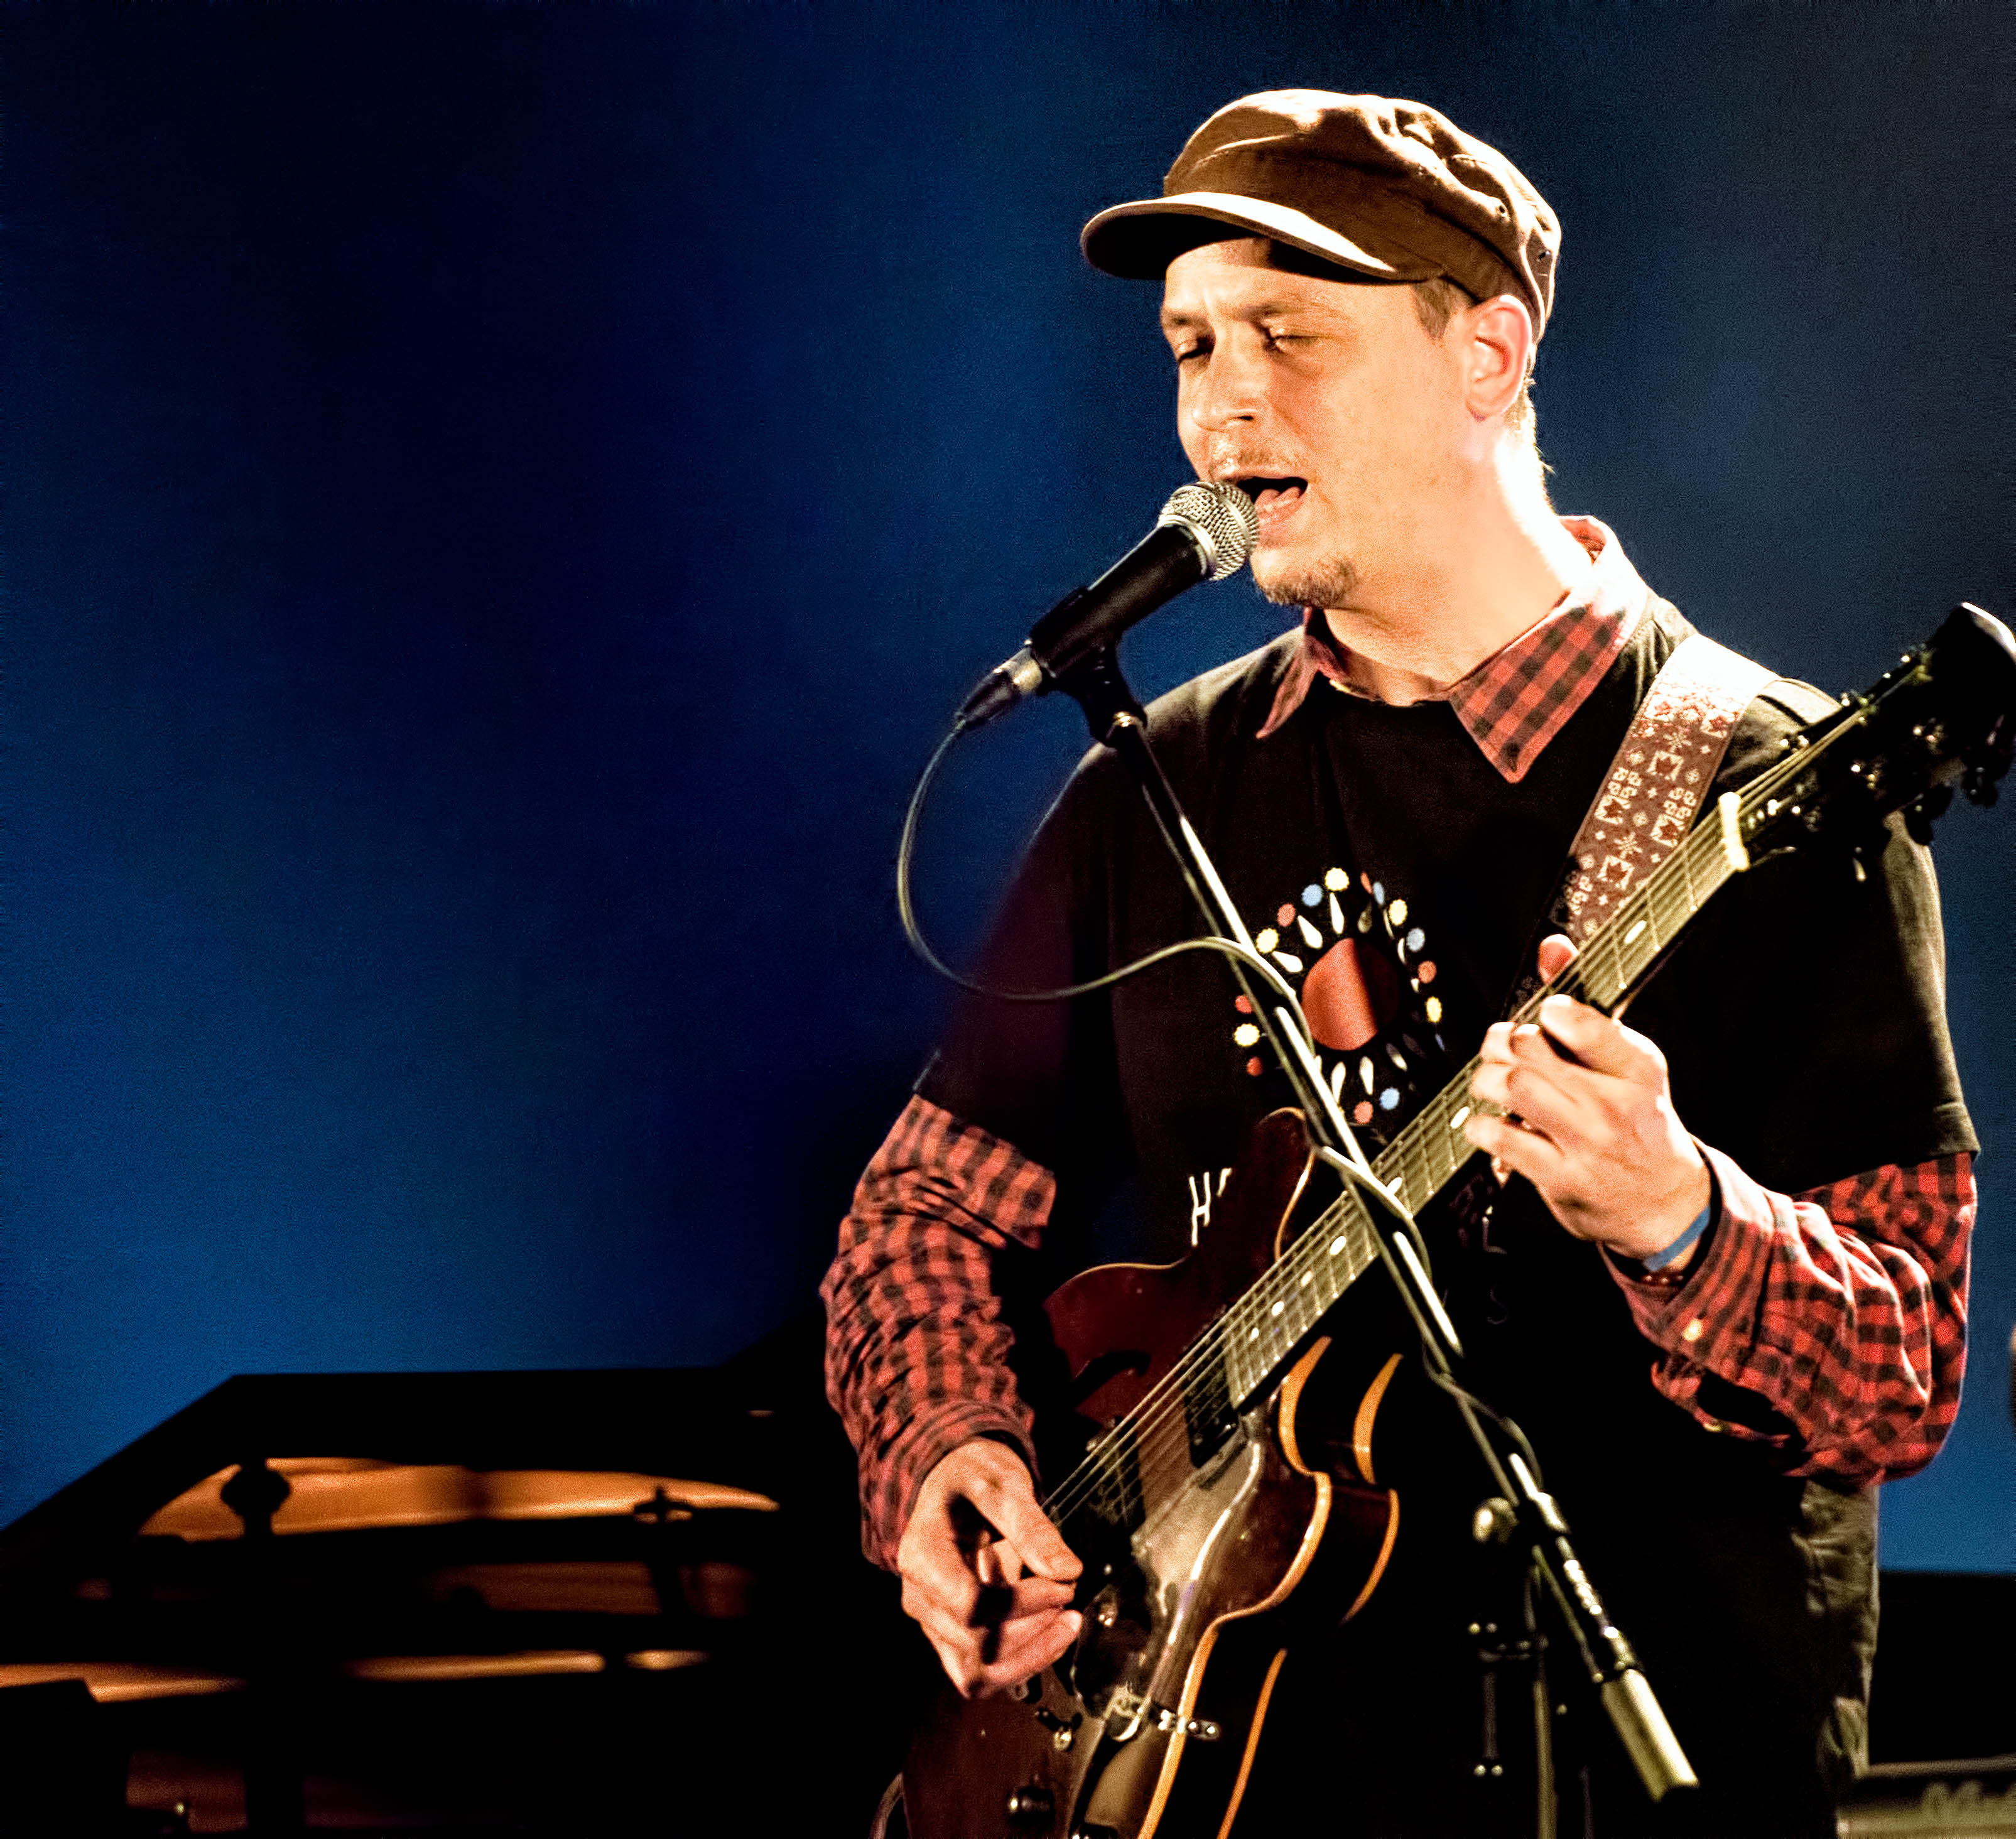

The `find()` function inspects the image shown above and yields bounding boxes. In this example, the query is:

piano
[1,1322,2005,1833]
[0,1325,923,1833]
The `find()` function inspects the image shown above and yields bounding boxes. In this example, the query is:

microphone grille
[1159,480,1259,582]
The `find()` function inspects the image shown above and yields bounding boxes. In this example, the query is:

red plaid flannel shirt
[820,1097,1054,1567]
[821,520,1977,1565]
[1257,514,1649,782]
[1613,1147,1975,1485]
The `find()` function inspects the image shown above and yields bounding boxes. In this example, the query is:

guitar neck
[1048,601,2015,1536]
[1046,796,1749,1532]
[1385,797,1751,1217]
[1219,792,1755,1407]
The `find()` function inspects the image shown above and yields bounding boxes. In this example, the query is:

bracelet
[1640,1201,1713,1273]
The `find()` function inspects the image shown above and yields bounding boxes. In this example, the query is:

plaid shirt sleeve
[819,1094,1056,1569]
[1607,1148,1975,1485]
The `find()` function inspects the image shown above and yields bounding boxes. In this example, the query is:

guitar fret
[1615,894,1643,989]
[1377,1129,1411,1213]
[1600,908,1622,1006]
[1215,768,1774,1412]
[1422,1100,1449,1190]
[1380,1135,1406,1212]
[1051,644,1959,1544]
[1395,1124,1423,1215]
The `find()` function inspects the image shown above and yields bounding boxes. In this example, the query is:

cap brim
[1081,191,1441,283]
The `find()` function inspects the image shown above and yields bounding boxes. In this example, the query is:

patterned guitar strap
[1548,624,1779,958]
[1470,621,1778,1253]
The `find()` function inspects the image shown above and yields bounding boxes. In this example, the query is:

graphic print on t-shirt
[1229,864,1454,1151]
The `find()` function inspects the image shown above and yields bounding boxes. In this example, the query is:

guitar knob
[1471,1496,1517,1545]
[1005,1784,1054,1825]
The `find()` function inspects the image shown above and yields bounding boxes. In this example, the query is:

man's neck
[1318,487,1595,705]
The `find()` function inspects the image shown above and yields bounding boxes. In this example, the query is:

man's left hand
[1463,935,1710,1261]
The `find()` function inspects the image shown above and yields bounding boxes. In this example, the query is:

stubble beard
[1253,545,1358,616]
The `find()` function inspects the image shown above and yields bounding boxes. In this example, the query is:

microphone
[958,480,1259,727]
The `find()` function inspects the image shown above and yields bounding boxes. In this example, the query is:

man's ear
[1460,293,1535,421]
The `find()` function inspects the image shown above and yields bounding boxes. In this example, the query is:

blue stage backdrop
[6,4,2012,1569]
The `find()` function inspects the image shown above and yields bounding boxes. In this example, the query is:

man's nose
[1186,344,1265,434]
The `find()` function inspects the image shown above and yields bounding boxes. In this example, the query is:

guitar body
[901,1111,1403,1839]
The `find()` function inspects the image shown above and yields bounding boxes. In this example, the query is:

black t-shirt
[918,602,1974,1836]
[924,602,1970,1242]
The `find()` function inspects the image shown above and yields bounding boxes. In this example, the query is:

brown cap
[1081,90,1560,336]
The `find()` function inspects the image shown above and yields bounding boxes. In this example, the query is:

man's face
[1160,237,1475,611]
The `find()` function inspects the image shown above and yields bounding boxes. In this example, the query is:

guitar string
[1039,795,1761,1529]
[1125,687,1882,1512]
[1039,708,1864,1529]
[1046,1192,1385,1530]
[1046,707,1869,1529]
[1041,807,1750,1529]
[1087,702,1876,1521]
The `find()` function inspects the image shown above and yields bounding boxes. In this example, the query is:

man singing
[823,92,1975,1836]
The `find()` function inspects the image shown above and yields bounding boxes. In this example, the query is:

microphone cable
[895,705,1309,1023]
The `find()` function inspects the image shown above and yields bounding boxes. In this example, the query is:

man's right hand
[895,1439,1083,1698]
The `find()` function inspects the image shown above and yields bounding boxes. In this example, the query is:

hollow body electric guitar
[899,607,2016,1839]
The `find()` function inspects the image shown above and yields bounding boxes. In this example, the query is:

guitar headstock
[1740,602,2016,864]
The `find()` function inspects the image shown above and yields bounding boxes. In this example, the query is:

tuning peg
[1962,762,2003,807]
[1904,784,1954,845]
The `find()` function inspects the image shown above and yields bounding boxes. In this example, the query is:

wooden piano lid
[139,1460,778,1541]
[0,1662,244,1703]
[339,1648,710,1683]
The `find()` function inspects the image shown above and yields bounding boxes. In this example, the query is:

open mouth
[1232,475,1307,519]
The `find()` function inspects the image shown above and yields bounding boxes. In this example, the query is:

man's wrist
[882,1408,1037,1567]
[1639,1200,1711,1271]
[1610,1161,1719,1286]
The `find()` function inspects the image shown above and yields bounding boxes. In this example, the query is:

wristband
[1640,1201,1713,1273]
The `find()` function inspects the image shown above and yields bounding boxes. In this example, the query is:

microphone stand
[1053,646,1697,1821]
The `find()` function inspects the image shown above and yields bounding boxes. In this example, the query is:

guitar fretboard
[1215,799,1747,1406]
[1047,704,1868,1538]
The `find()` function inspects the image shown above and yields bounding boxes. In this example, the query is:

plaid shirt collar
[1257,516,1654,784]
